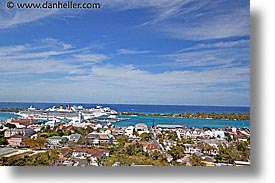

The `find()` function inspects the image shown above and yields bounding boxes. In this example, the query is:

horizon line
[0,101,250,108]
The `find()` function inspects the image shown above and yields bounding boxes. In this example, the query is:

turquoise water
[0,112,250,129]
[116,115,250,129]
[0,112,18,121]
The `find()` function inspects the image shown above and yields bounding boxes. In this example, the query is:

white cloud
[182,39,250,51]
[0,0,249,40]
[102,0,249,40]
[116,48,151,55]
[0,0,58,28]
[159,39,250,69]
[0,52,250,105]
[156,8,249,40]
[0,39,108,76]
[74,53,109,63]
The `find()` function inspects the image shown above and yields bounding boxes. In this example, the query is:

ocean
[0,102,250,129]
[0,102,250,114]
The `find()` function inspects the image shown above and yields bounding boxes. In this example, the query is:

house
[69,133,82,142]
[125,126,135,136]
[56,149,70,165]
[144,143,159,154]
[128,135,141,142]
[4,128,34,138]
[201,139,227,149]
[44,119,61,129]
[5,128,34,147]
[48,136,68,145]
[112,127,125,136]
[86,132,114,145]
[7,135,27,147]
[124,142,159,154]
[202,156,216,164]
[135,123,149,135]
[72,148,109,158]
[213,130,225,139]
[183,144,197,154]
[98,133,114,144]
[203,130,213,137]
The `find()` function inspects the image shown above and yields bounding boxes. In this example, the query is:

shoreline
[119,112,250,121]
[0,108,250,121]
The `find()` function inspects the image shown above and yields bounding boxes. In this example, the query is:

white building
[125,126,135,136]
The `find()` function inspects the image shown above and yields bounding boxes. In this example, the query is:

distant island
[119,112,250,120]
[0,108,21,113]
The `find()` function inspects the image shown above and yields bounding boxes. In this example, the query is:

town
[0,105,250,166]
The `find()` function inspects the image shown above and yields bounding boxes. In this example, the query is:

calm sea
[0,102,249,114]
[0,102,250,129]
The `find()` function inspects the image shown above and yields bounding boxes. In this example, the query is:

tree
[168,146,185,160]
[4,123,16,129]
[190,155,206,166]
[140,132,151,141]
[151,151,162,160]
[126,143,143,156]
[0,137,8,145]
[215,154,222,163]
[181,138,194,144]
[23,137,47,149]
[116,135,128,148]
[57,129,64,137]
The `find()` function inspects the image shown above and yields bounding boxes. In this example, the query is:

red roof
[10,119,37,123]
[73,148,109,157]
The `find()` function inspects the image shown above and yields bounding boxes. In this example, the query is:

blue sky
[0,0,250,106]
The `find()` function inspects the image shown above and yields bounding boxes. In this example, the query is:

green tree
[0,137,8,145]
[140,132,152,141]
[190,155,206,166]
[151,151,162,160]
[168,146,185,160]
[23,137,47,149]
[116,135,128,148]
[126,143,143,156]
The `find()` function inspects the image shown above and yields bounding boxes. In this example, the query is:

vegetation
[0,131,8,145]
[119,112,250,120]
[0,150,60,166]
[216,141,250,163]
[180,138,194,144]
[23,137,47,149]
[190,155,206,166]
[0,108,22,113]
[104,153,168,166]
[139,132,152,141]
[168,145,185,160]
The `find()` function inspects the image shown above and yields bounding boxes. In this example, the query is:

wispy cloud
[0,0,249,41]
[0,0,58,28]
[60,63,249,105]
[0,38,109,76]
[116,48,151,55]
[74,54,109,63]
[161,38,250,69]
[182,39,250,51]
[102,0,249,40]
